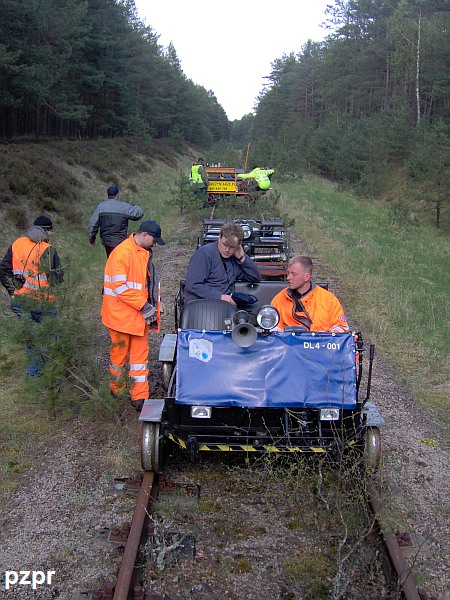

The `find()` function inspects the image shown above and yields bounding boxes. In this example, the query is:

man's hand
[141,301,157,324]
[89,240,96,247]
[233,244,245,263]
[220,294,236,305]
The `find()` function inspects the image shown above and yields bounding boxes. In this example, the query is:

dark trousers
[10,297,57,376]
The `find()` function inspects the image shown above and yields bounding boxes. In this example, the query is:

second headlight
[256,305,280,331]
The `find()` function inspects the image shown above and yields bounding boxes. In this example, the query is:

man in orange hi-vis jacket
[101,220,165,412]
[270,255,349,333]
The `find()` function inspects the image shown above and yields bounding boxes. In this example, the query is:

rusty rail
[367,481,421,600]
[113,470,156,600]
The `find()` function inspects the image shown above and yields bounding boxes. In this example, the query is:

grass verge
[0,145,195,496]
[278,175,449,428]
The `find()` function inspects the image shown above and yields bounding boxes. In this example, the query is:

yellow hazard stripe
[167,434,333,453]
[199,444,257,452]
[168,433,187,449]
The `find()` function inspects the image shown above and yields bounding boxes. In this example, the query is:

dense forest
[232,0,449,226]
[0,0,229,144]
[0,0,449,226]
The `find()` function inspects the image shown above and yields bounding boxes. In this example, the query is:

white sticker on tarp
[189,339,213,362]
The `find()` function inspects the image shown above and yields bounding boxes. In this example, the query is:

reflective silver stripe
[103,288,116,296]
[104,273,142,291]
[129,363,147,371]
[114,284,129,295]
[126,281,143,290]
[13,269,48,282]
[131,375,147,382]
[113,282,143,295]
[104,274,127,283]
[25,271,47,280]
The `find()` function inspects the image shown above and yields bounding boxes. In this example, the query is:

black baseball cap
[138,220,165,245]
[34,215,53,229]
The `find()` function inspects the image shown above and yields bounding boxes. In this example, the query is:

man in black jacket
[88,185,144,257]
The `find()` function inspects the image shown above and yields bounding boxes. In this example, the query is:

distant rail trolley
[205,166,270,206]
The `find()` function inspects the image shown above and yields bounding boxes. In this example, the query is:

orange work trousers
[108,327,149,401]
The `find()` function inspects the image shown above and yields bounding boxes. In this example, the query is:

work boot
[131,399,145,412]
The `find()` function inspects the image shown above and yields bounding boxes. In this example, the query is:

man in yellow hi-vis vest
[238,166,274,191]
[189,156,209,204]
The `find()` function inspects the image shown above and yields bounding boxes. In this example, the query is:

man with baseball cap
[101,220,165,411]
[0,215,64,375]
[88,185,144,257]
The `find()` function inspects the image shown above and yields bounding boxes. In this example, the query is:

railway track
[74,465,425,600]
[113,471,157,600]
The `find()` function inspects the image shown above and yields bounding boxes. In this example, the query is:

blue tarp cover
[176,331,357,409]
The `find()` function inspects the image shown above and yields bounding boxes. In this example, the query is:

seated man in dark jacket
[184,222,261,305]
[88,185,144,257]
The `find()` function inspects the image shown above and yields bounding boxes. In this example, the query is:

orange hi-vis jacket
[12,236,55,301]
[101,234,159,336]
[271,283,349,333]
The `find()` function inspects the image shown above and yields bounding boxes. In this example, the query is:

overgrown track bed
[69,464,424,600]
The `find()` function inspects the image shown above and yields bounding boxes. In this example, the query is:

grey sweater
[184,241,260,303]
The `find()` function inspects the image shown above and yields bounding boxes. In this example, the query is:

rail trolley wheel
[364,426,381,473]
[141,422,162,473]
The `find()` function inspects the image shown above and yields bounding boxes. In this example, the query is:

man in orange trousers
[101,220,164,411]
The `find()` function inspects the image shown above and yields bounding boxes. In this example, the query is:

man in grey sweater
[184,222,260,304]
[88,185,144,257]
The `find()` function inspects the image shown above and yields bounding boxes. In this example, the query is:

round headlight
[241,225,252,239]
[256,305,279,330]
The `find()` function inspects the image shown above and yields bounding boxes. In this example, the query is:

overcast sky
[134,0,331,121]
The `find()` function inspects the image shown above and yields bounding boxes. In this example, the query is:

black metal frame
[198,218,291,280]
